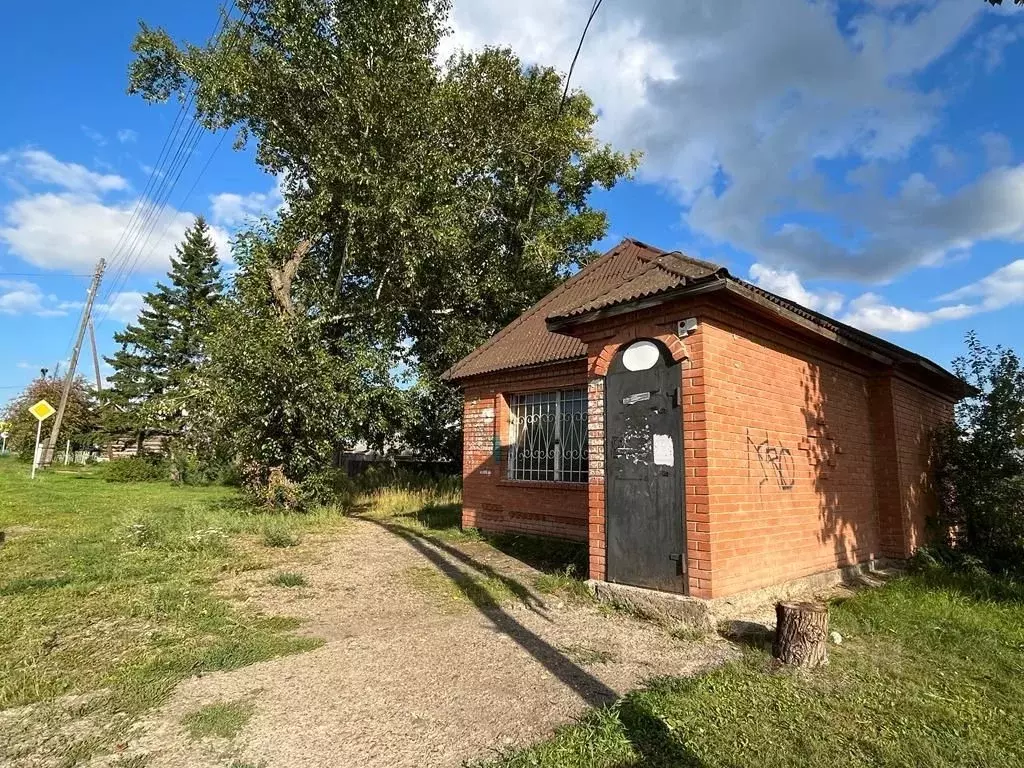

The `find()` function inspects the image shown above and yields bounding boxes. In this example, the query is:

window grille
[507,389,588,482]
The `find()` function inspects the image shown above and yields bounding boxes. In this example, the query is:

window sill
[496,478,589,491]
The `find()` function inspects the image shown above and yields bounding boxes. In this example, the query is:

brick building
[443,239,967,600]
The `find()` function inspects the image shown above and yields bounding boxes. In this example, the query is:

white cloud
[975,23,1023,72]
[0,192,229,272]
[748,263,844,315]
[81,126,107,147]
[443,0,1024,283]
[210,176,284,227]
[117,129,139,144]
[932,144,958,170]
[940,258,1024,311]
[0,149,232,273]
[838,292,976,334]
[0,279,68,317]
[825,256,1024,335]
[2,149,128,196]
[96,291,147,324]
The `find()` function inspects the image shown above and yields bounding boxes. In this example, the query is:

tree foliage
[2,377,98,460]
[190,227,405,485]
[933,332,1024,574]
[104,216,222,440]
[128,0,638,477]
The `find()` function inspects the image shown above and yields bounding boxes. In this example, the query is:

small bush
[261,524,300,548]
[170,450,241,487]
[119,513,229,555]
[269,572,307,588]
[104,455,168,483]
[298,468,356,509]
[534,565,592,602]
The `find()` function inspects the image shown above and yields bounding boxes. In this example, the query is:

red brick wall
[458,297,956,600]
[891,376,955,556]
[699,311,882,597]
[868,376,904,559]
[461,361,590,541]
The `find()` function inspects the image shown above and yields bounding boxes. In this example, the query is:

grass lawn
[0,456,345,737]
[479,567,1024,768]
[6,456,1024,767]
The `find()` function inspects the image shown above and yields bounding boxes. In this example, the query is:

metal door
[605,339,686,593]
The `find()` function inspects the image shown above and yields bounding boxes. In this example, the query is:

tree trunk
[772,601,829,668]
[268,239,314,316]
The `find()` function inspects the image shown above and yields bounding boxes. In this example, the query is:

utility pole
[42,259,106,465]
[89,320,103,391]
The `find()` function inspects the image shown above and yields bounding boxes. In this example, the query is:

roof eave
[441,354,589,385]
[547,277,968,400]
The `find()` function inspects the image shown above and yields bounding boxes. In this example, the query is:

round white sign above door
[621,340,661,371]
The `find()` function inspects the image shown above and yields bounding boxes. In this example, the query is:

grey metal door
[605,340,686,593]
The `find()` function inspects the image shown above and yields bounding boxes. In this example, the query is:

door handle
[669,552,686,575]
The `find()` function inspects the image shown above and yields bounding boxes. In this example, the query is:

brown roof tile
[443,239,720,380]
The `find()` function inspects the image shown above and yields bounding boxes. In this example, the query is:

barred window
[507,389,588,482]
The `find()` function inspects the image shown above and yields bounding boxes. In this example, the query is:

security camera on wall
[677,318,698,338]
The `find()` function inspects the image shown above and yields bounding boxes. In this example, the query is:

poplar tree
[128,0,638,478]
[104,216,223,440]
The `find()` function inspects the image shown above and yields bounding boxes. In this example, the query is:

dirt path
[96,518,734,768]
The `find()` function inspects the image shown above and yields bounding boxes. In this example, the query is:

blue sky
[2,0,1024,403]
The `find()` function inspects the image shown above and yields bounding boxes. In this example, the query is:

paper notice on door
[622,391,651,406]
[652,434,674,466]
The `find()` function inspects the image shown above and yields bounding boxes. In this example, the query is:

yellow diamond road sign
[29,400,56,422]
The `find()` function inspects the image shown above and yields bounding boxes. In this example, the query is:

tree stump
[772,601,829,668]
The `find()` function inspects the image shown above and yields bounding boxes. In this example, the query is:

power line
[95,2,242,329]
[101,3,237,293]
[560,0,604,111]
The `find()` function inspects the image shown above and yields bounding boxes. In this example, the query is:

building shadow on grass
[613,697,707,768]
[361,515,618,709]
[485,532,588,576]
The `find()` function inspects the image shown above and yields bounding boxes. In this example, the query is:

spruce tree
[105,216,222,439]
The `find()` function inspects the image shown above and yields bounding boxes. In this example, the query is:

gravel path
[102,517,733,768]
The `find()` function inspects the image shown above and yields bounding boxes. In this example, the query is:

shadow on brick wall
[800,361,878,567]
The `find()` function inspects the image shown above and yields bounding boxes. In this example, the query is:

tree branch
[268,238,313,315]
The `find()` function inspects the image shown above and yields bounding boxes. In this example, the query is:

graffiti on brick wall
[747,429,796,490]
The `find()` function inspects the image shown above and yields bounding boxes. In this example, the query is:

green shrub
[261,523,300,548]
[298,469,356,509]
[933,333,1024,575]
[104,455,168,483]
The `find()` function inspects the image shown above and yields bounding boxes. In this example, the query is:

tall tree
[128,0,637,476]
[105,216,223,441]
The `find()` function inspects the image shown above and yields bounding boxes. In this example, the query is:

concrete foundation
[589,558,900,631]
[587,580,716,631]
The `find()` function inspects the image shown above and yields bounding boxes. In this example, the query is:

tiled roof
[442,239,720,381]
